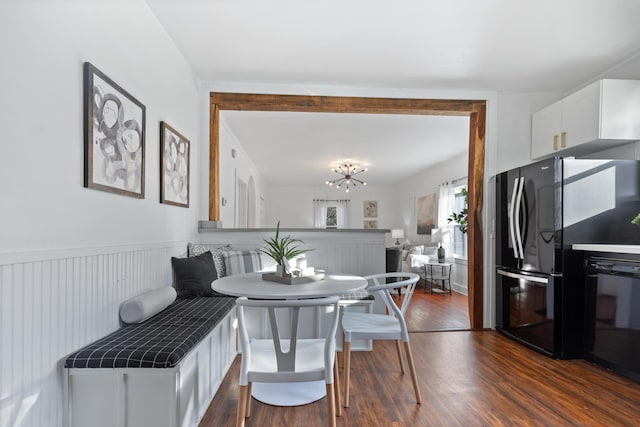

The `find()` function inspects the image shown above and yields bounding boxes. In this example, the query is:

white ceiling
[145,0,640,187]
[223,111,470,186]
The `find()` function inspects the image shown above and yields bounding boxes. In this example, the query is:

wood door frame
[208,93,486,328]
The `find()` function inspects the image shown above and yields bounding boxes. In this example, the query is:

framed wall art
[416,193,436,234]
[160,122,190,207]
[83,62,146,198]
[363,200,377,218]
[363,219,378,229]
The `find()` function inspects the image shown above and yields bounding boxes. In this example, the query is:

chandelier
[325,163,367,193]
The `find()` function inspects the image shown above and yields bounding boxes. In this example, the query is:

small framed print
[364,200,378,218]
[364,219,378,229]
[160,122,190,207]
[84,62,145,198]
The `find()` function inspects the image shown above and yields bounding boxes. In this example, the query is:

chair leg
[333,354,342,416]
[326,384,337,427]
[343,341,352,407]
[395,340,405,374]
[245,382,252,418]
[403,341,422,404]
[236,385,248,427]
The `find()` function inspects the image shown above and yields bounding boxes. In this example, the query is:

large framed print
[84,62,145,198]
[417,193,436,235]
[160,122,190,207]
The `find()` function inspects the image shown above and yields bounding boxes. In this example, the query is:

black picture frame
[160,121,190,208]
[83,62,146,198]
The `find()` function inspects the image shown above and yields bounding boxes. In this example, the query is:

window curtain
[336,199,350,229]
[313,199,328,228]
[437,181,455,255]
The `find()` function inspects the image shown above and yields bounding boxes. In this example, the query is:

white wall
[218,118,266,228]
[0,2,201,426]
[265,184,397,230]
[0,0,201,253]
[495,92,562,173]
[395,153,469,247]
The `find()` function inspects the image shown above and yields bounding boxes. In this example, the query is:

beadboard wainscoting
[198,228,387,278]
[452,257,469,295]
[0,242,188,427]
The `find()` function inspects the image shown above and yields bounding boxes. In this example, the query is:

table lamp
[391,229,404,246]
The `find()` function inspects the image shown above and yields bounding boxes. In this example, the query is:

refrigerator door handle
[514,177,525,259]
[497,269,549,284]
[509,177,519,259]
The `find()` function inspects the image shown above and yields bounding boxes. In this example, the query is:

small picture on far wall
[417,193,436,235]
[364,219,378,229]
[160,122,190,207]
[363,200,378,218]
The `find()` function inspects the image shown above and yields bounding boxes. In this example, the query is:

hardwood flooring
[199,330,640,426]
[404,288,470,332]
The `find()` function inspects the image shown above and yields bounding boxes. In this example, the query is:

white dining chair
[341,272,422,407]
[235,295,342,427]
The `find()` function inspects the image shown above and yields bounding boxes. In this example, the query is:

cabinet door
[531,100,562,159]
[561,80,600,150]
[600,79,640,140]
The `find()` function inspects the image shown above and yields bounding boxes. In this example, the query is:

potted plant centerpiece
[260,221,312,277]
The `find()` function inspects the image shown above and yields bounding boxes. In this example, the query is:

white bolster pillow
[120,287,177,324]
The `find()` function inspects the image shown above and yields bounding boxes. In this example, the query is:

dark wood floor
[200,286,640,426]
[200,330,640,426]
[405,286,470,332]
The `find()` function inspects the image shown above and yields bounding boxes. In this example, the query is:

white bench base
[64,307,237,427]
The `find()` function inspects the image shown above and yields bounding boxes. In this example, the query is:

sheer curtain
[313,199,328,228]
[437,181,455,255]
[336,200,350,229]
[313,199,350,228]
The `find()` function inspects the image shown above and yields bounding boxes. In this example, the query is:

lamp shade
[391,229,404,239]
[431,227,443,243]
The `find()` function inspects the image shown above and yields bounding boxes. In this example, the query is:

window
[451,185,468,259]
[326,206,337,229]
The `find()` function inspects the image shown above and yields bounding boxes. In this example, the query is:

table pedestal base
[252,380,326,406]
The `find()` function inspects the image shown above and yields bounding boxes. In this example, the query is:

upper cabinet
[531,79,640,160]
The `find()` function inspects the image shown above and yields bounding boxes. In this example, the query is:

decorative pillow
[423,246,439,257]
[222,250,273,276]
[171,251,221,298]
[187,242,230,278]
[119,286,177,324]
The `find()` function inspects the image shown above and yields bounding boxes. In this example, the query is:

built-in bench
[64,297,237,427]
[64,243,377,427]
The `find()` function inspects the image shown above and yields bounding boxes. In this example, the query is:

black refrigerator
[495,157,640,358]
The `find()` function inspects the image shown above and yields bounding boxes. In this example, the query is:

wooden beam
[209,104,220,221]
[210,92,483,116]
[467,104,486,329]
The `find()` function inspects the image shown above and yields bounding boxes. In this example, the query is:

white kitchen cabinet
[531,79,640,160]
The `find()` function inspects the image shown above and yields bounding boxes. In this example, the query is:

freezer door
[518,158,558,275]
[496,269,556,354]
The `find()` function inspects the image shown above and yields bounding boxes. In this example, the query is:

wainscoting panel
[0,242,187,427]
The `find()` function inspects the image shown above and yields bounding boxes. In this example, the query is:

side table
[423,262,452,294]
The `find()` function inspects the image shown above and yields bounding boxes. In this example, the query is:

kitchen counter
[572,244,640,255]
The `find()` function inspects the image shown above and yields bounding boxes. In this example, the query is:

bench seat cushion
[65,297,236,369]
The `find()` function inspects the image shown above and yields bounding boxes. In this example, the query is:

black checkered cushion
[64,297,236,369]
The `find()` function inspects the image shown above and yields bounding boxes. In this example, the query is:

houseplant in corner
[448,188,468,234]
[260,221,311,277]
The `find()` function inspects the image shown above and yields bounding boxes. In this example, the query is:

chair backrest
[236,296,340,381]
[363,272,420,340]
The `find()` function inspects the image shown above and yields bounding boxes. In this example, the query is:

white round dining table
[211,272,368,407]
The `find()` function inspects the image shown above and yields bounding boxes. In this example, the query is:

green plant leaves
[259,221,312,264]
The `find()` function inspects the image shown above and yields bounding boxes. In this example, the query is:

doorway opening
[208,93,486,329]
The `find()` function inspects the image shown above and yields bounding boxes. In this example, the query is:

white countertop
[572,244,640,254]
